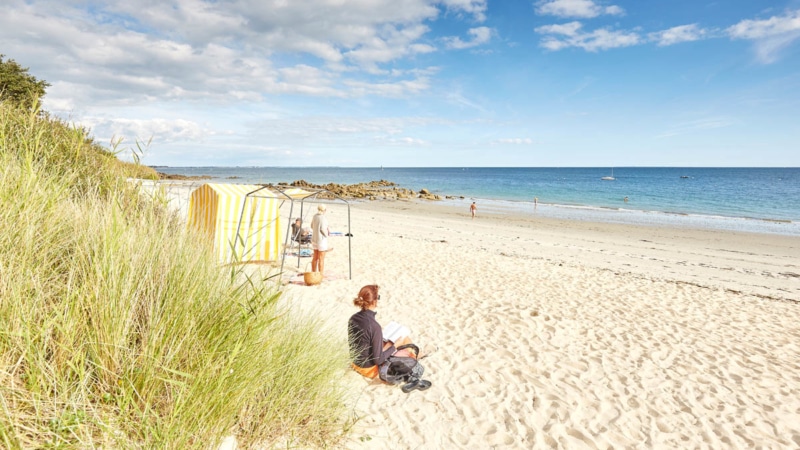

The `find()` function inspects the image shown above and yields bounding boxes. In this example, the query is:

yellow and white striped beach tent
[188,183,282,263]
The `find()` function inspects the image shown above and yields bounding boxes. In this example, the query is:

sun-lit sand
[142,179,800,449]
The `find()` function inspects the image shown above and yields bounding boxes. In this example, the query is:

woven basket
[304,271,323,286]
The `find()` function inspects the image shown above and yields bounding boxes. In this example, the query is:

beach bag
[303,271,322,285]
[303,263,322,286]
[379,344,424,385]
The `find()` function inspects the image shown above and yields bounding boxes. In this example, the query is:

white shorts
[313,238,328,251]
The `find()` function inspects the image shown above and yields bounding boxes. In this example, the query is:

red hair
[354,285,379,310]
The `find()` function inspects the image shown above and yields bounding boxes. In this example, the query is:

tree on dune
[0,54,50,107]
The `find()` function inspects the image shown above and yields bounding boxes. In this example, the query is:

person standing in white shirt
[311,204,331,275]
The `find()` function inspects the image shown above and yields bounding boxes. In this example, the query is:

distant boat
[601,168,615,181]
[680,175,689,179]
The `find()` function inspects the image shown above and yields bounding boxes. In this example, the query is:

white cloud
[749,34,800,64]
[243,116,447,146]
[445,90,488,112]
[440,0,488,22]
[83,117,215,145]
[344,77,433,98]
[344,23,435,70]
[493,138,534,145]
[443,27,493,49]
[727,9,800,63]
[535,21,583,36]
[536,23,640,51]
[386,136,429,146]
[727,10,800,39]
[649,24,707,46]
[274,65,343,97]
[535,0,624,19]
[0,0,488,111]
[535,10,800,54]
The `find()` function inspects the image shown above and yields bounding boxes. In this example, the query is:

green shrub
[1,54,50,107]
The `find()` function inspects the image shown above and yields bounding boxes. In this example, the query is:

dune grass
[0,101,353,448]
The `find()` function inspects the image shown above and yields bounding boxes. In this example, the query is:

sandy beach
[143,180,800,448]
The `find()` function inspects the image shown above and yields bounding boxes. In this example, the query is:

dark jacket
[348,309,394,368]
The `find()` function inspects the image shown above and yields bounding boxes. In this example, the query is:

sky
[1,0,799,167]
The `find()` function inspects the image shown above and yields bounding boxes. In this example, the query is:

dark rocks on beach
[157,172,212,181]
[262,179,442,201]
[414,188,440,200]
[418,192,441,200]
[153,173,449,201]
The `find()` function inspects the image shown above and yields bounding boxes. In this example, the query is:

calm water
[155,167,800,236]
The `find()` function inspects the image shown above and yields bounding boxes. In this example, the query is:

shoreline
[436,197,800,237]
[352,197,800,303]
[137,178,800,236]
[149,166,800,228]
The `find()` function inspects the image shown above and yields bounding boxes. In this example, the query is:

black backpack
[378,344,431,393]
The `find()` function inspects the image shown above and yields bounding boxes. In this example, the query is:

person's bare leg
[311,250,320,272]
[394,336,412,347]
[318,251,326,275]
[392,337,415,357]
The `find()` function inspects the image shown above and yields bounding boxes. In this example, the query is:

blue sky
[2,0,799,167]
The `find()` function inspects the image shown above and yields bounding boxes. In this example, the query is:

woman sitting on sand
[348,285,416,379]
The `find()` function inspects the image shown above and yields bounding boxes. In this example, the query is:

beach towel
[283,248,313,258]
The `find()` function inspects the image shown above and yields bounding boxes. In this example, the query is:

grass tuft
[0,100,352,448]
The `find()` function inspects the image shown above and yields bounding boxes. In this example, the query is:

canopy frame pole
[235,185,291,268]
[346,206,352,279]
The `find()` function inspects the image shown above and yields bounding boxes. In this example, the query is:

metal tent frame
[233,184,353,280]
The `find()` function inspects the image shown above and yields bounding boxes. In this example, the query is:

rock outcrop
[155,174,444,201]
[263,179,442,201]
[157,172,212,181]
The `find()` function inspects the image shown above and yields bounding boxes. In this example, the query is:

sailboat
[601,168,615,181]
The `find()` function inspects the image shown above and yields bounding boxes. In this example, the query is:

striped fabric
[282,187,313,199]
[188,184,282,263]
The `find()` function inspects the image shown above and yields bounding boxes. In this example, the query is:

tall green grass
[0,101,352,448]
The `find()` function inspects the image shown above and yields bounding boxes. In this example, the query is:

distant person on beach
[534,197,538,208]
[470,201,477,219]
[311,204,331,275]
[624,196,629,203]
[348,285,431,393]
[291,218,310,243]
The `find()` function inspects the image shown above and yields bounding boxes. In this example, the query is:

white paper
[383,321,410,343]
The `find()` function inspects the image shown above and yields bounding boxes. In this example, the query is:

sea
[154,167,800,236]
